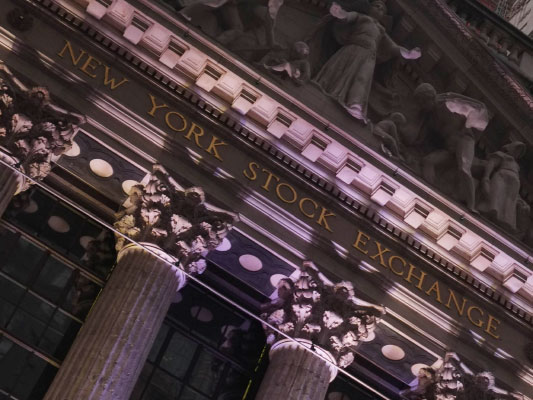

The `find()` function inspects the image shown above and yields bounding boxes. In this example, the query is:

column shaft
[44,243,185,400]
[255,339,338,400]
[0,154,23,217]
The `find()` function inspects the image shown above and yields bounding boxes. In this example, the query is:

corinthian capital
[261,261,386,368]
[0,62,85,190]
[401,352,527,400]
[114,164,238,275]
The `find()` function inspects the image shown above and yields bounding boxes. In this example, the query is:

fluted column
[44,243,185,400]
[45,165,237,400]
[256,339,337,400]
[0,152,25,217]
[258,261,386,398]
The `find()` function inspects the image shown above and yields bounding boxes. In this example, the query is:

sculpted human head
[369,1,386,19]
[414,83,437,111]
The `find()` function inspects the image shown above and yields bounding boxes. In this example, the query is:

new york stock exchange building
[0,0,532,399]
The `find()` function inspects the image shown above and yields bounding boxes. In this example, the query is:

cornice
[15,0,533,323]
[416,0,533,124]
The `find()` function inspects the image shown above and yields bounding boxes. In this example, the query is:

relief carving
[261,261,385,368]
[401,352,525,400]
[180,0,284,52]
[310,1,421,122]
[114,164,238,275]
[479,141,527,232]
[0,62,85,190]
[398,83,490,212]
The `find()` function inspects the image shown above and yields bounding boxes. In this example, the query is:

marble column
[0,153,25,217]
[259,261,387,399]
[255,339,337,400]
[44,165,236,400]
[44,243,186,400]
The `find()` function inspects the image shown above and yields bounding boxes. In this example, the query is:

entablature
[40,0,533,310]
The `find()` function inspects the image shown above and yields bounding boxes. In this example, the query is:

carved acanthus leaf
[114,165,238,275]
[261,261,386,368]
[401,352,527,400]
[0,63,85,190]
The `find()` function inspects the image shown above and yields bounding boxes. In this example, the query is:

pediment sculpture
[0,62,85,190]
[114,164,238,275]
[261,261,386,368]
[308,1,421,122]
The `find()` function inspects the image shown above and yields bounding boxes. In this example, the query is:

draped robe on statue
[309,13,412,122]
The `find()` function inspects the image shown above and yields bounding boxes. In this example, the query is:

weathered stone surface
[401,352,525,400]
[262,261,385,368]
[0,62,85,191]
[114,164,237,275]
[255,338,337,400]
[45,166,238,399]
[44,243,185,400]
[0,153,24,216]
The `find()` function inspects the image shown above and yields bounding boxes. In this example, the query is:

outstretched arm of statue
[329,2,358,22]
[0,62,30,92]
[399,46,422,60]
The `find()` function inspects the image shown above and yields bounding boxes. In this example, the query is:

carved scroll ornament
[0,62,85,191]
[261,261,385,368]
[114,165,238,275]
[401,352,527,400]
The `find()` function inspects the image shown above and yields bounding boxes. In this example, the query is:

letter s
[243,161,259,181]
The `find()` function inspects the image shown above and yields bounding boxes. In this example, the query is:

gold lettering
[243,161,259,181]
[261,169,280,191]
[205,136,227,161]
[467,306,484,328]
[276,183,297,204]
[79,55,102,79]
[147,94,169,117]
[445,289,467,316]
[404,264,427,290]
[57,40,87,66]
[165,111,187,132]
[425,280,443,303]
[370,241,390,268]
[388,255,406,276]
[299,198,317,218]
[485,315,501,339]
[185,122,204,146]
[103,65,128,90]
[353,231,370,254]
[316,207,335,233]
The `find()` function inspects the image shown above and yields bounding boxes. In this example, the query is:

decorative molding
[261,261,386,368]
[0,62,85,191]
[114,164,238,275]
[401,352,529,400]
[21,0,533,318]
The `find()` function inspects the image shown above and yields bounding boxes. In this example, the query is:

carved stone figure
[261,41,311,85]
[406,83,490,212]
[180,0,284,49]
[401,352,524,400]
[114,164,238,275]
[309,1,421,122]
[261,261,385,368]
[478,141,527,232]
[0,62,85,190]
[373,112,406,159]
